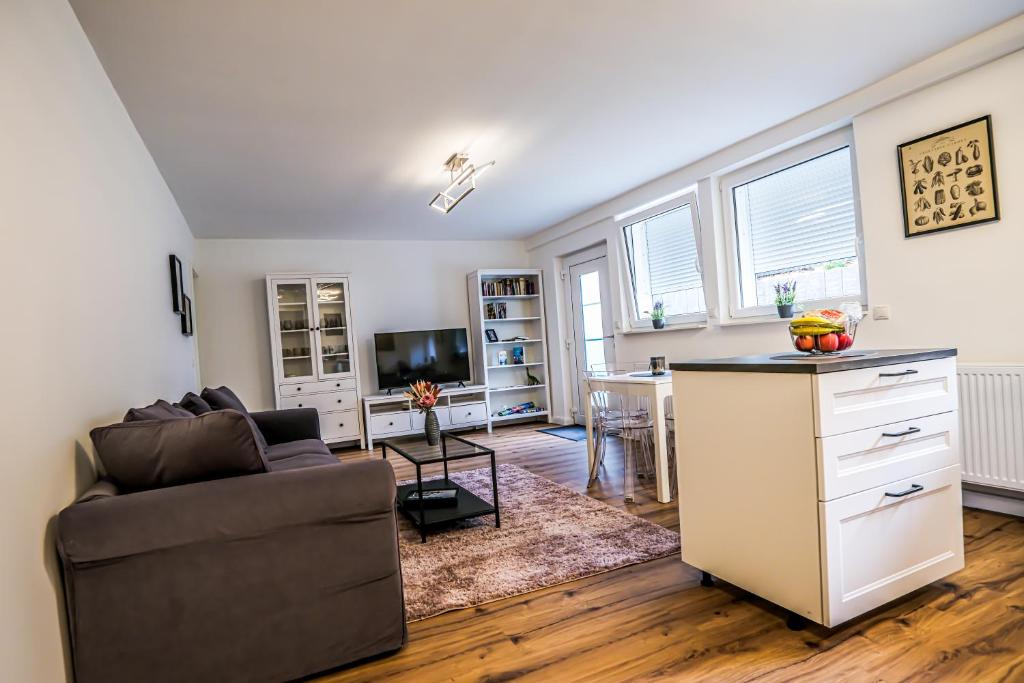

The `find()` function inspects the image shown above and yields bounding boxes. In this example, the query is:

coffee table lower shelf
[396,479,498,542]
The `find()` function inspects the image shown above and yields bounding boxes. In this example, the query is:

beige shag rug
[398,463,680,621]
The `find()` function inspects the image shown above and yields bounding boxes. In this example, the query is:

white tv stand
[362,384,490,450]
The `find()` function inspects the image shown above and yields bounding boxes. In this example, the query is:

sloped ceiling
[70,0,1024,239]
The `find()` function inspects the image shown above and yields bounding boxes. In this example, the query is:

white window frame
[721,128,867,320]
[617,192,706,330]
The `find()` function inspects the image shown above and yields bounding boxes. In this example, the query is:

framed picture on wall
[181,295,193,336]
[897,115,999,238]
[485,328,499,343]
[169,254,185,313]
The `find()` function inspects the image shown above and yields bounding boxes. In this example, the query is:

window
[723,129,864,317]
[621,196,705,326]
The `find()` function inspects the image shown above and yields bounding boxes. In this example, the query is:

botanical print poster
[897,115,999,237]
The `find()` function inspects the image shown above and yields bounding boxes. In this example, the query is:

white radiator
[957,364,1024,493]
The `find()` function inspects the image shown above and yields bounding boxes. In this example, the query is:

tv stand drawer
[371,411,412,435]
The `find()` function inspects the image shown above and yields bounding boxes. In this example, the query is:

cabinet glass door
[313,279,352,377]
[273,280,316,381]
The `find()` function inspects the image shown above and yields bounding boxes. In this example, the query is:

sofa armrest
[57,460,405,683]
[249,407,320,445]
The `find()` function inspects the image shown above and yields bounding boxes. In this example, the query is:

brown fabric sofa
[57,391,406,683]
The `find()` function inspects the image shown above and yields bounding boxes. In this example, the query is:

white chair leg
[624,431,636,503]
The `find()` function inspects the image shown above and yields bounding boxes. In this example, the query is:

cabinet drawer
[281,390,357,413]
[450,402,487,425]
[819,464,964,627]
[280,378,356,397]
[817,411,959,501]
[319,410,360,442]
[412,407,450,429]
[371,412,411,435]
[813,358,957,437]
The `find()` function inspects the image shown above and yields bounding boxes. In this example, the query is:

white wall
[195,239,529,408]
[0,1,198,680]
[529,45,1024,423]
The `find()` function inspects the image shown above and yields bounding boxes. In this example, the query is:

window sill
[717,313,793,327]
[620,320,708,335]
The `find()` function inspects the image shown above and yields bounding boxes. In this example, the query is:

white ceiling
[70,0,1023,240]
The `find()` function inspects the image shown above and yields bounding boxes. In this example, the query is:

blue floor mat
[536,425,588,442]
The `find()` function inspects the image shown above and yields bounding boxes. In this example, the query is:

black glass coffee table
[381,432,500,543]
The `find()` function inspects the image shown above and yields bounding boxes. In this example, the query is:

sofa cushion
[267,452,340,471]
[201,386,248,414]
[91,410,270,491]
[265,438,333,462]
[179,391,213,416]
[123,399,194,423]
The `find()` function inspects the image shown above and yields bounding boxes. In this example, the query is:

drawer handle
[336,383,341,387]
[296,387,302,391]
[298,404,303,407]
[879,369,919,378]
[339,422,344,427]
[884,484,924,498]
[337,399,342,403]
[881,426,921,438]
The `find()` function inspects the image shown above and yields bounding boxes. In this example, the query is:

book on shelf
[481,277,536,297]
[403,487,459,508]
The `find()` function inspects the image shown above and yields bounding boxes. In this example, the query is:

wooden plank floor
[319,423,1024,683]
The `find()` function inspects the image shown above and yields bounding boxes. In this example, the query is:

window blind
[734,147,856,276]
[641,204,702,295]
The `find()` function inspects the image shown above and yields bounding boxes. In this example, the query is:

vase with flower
[405,379,443,446]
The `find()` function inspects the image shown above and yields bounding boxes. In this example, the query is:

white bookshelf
[467,269,552,429]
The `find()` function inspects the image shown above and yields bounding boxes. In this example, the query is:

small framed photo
[169,254,185,313]
[897,115,999,238]
[181,295,193,336]
[485,329,499,343]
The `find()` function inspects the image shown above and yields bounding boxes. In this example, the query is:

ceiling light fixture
[429,153,495,214]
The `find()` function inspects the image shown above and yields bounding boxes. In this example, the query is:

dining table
[584,370,674,503]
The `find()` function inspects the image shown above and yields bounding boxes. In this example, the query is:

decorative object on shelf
[898,115,999,238]
[180,295,193,336]
[429,152,496,214]
[168,254,185,313]
[526,369,541,386]
[788,305,861,354]
[485,303,496,320]
[405,380,443,446]
[774,280,797,318]
[497,350,509,366]
[649,356,666,376]
[496,302,507,319]
[646,300,666,329]
[485,328,499,343]
[511,346,524,364]
[494,401,540,417]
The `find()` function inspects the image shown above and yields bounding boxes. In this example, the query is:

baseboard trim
[963,487,1024,518]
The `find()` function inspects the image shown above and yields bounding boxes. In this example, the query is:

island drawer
[812,357,957,437]
[816,411,959,501]
[819,464,964,627]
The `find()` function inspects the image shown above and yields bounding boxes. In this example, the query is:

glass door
[312,278,353,378]
[273,279,317,382]
[568,254,616,425]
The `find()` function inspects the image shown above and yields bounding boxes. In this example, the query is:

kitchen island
[670,348,964,628]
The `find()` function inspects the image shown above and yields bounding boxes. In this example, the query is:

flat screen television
[374,328,471,390]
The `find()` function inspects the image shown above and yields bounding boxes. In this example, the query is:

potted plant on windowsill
[646,300,666,329]
[774,281,797,319]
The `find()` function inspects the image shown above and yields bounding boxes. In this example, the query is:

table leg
[441,432,450,482]
[416,465,426,543]
[490,452,500,528]
[381,444,387,460]
[651,387,671,503]
[584,382,596,485]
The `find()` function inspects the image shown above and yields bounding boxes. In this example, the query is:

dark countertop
[669,348,957,374]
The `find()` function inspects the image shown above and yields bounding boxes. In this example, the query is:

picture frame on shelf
[897,115,999,238]
[485,329,499,343]
[181,295,193,336]
[169,254,185,313]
